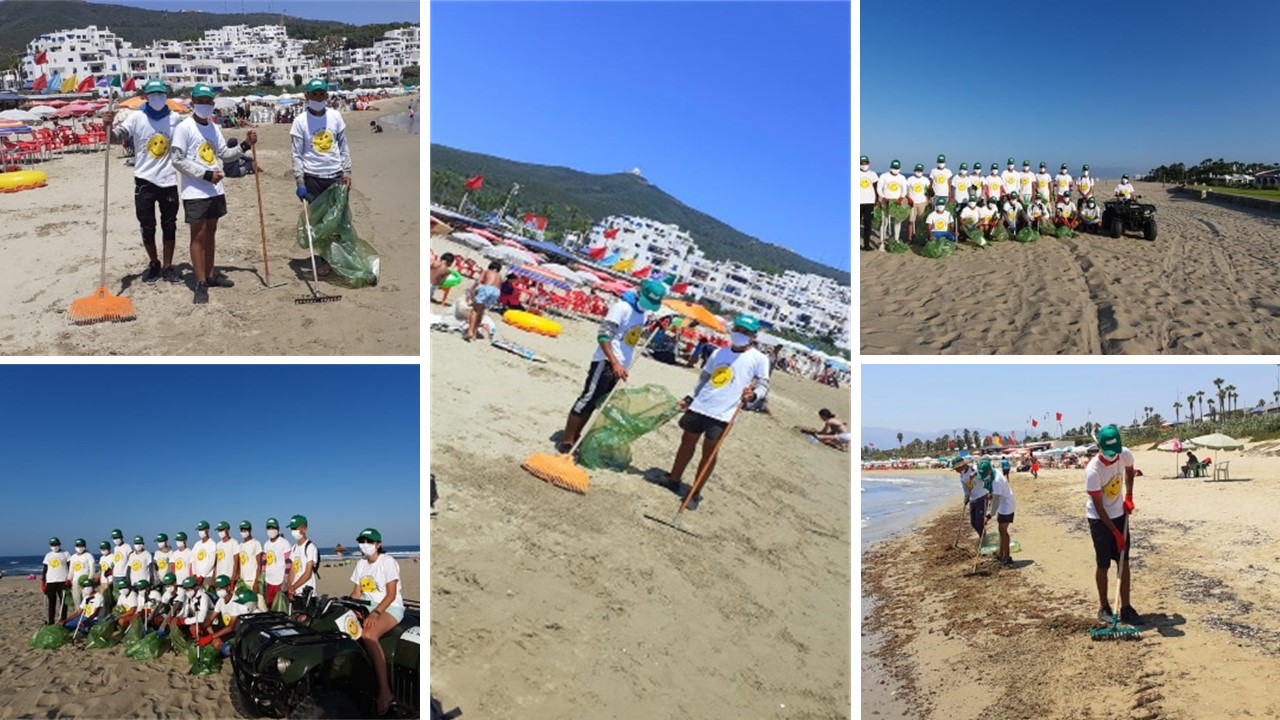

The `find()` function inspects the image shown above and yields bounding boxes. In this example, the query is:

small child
[465,260,502,342]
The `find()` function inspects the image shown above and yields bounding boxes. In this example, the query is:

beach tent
[1157,438,1195,477]
[447,231,491,250]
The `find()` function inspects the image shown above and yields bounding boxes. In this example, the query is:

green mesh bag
[28,624,71,650]
[921,238,956,259]
[1056,225,1077,238]
[124,628,167,661]
[885,240,910,253]
[296,184,381,288]
[188,643,223,676]
[965,227,987,247]
[168,619,192,654]
[887,201,911,223]
[1038,220,1056,236]
[85,616,123,649]
[1014,226,1039,243]
[989,224,1010,242]
[579,384,682,470]
[270,588,292,614]
[871,205,883,228]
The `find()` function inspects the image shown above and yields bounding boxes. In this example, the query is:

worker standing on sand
[983,163,1004,203]
[859,156,879,250]
[951,163,976,206]
[953,457,989,542]
[1078,164,1096,202]
[929,155,953,206]
[1001,158,1021,198]
[1035,162,1053,205]
[1055,163,1074,200]
[291,78,353,278]
[905,164,931,243]
[987,464,1016,566]
[876,160,908,247]
[1085,425,1143,627]
[1018,161,1036,206]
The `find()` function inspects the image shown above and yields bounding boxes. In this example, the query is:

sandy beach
[860,180,1280,354]
[0,97,419,355]
[0,559,419,719]
[429,234,852,718]
[862,444,1280,719]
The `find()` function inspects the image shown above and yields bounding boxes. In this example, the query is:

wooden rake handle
[676,402,744,516]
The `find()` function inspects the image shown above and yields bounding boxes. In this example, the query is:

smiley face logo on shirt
[198,141,215,165]
[860,178,870,189]
[197,549,206,561]
[157,559,167,570]
[312,130,334,154]
[1104,476,1122,501]
[240,552,248,565]
[223,613,231,626]
[346,615,360,637]
[50,558,61,569]
[114,552,123,564]
[623,326,643,347]
[887,182,899,193]
[216,550,225,563]
[72,561,83,572]
[360,576,377,594]
[147,133,169,159]
[710,365,734,388]
[266,552,276,566]
[132,560,141,572]
[175,559,185,571]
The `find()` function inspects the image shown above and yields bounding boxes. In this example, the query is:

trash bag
[871,205,883,229]
[1056,225,1077,238]
[1038,221,1056,236]
[887,201,910,223]
[921,238,956,259]
[965,227,988,247]
[579,384,681,470]
[296,184,381,288]
[168,621,192,654]
[120,615,143,648]
[270,589,292,614]
[1014,226,1039,243]
[85,616,123,649]
[188,643,223,676]
[124,629,167,661]
[28,624,71,650]
[885,240,910,254]
[990,224,1010,243]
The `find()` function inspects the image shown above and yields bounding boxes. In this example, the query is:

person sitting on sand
[1056,194,1079,228]
[905,164,931,243]
[660,314,770,511]
[429,252,457,301]
[959,197,981,239]
[114,579,155,628]
[192,521,217,587]
[201,578,254,656]
[557,279,668,452]
[800,409,850,450]
[177,576,213,635]
[987,462,1017,566]
[925,198,956,243]
[1027,195,1050,227]
[63,576,104,633]
[1182,451,1201,477]
[292,78,353,278]
[1001,194,1026,233]
[349,528,406,715]
[1086,424,1142,627]
[977,197,999,236]
[464,261,503,342]
[1079,197,1102,233]
[1115,175,1136,200]
[148,573,181,630]
[369,120,383,134]
[499,273,525,311]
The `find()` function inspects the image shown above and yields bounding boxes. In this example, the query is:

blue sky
[432,1,852,272]
[862,365,1280,438]
[84,0,419,24]
[0,365,419,556]
[860,0,1280,177]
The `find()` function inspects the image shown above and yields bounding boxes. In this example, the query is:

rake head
[295,293,342,305]
[1090,620,1142,641]
[520,452,589,494]
[69,287,136,325]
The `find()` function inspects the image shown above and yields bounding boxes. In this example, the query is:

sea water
[860,473,956,549]
[0,545,421,578]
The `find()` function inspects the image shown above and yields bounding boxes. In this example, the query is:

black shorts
[678,410,728,442]
[133,178,179,236]
[304,173,343,203]
[1088,514,1127,569]
[570,360,619,419]
[997,512,1014,525]
[183,195,227,224]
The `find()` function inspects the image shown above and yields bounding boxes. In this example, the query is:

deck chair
[1213,460,1231,482]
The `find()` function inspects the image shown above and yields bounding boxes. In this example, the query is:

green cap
[890,160,901,169]
[977,459,993,479]
[1088,197,1096,205]
[161,572,177,586]
[637,279,666,311]
[191,83,216,99]
[1023,160,1030,166]
[181,577,198,589]
[132,535,144,545]
[951,456,968,468]
[74,538,86,547]
[959,163,968,170]
[1040,162,1047,168]
[357,528,382,543]
[990,163,999,170]
[196,520,210,531]
[1097,424,1122,458]
[288,514,308,529]
[143,78,167,95]
[913,163,924,171]
[214,575,232,589]
[1007,157,1015,165]
[215,521,230,531]
[733,314,761,334]
[155,533,168,543]
[114,578,129,589]
[1083,164,1090,170]
[1061,163,1068,169]
[305,78,327,93]
[935,197,946,206]
[78,575,95,587]
[49,537,60,546]
[234,588,258,605]
[937,154,946,162]
[266,517,280,529]
[175,531,188,542]
[111,529,123,539]
[99,540,110,549]
[239,520,252,530]
[859,155,869,163]
[134,579,150,591]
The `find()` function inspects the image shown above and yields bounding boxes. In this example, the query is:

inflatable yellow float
[503,309,562,337]
[0,170,48,193]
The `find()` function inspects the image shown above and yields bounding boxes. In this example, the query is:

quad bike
[1102,197,1158,240]
[229,595,421,719]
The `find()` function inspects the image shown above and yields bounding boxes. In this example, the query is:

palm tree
[1173,401,1182,424]
[1187,394,1197,423]
[1208,398,1216,422]
[1214,377,1226,417]
[1198,390,1206,422]
[1225,385,1236,415]
[897,432,904,449]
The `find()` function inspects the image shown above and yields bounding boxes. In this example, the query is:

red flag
[869,442,875,447]
[603,227,619,240]
[76,74,95,92]
[631,266,651,279]
[123,76,136,92]
[464,175,483,190]
[1031,418,1038,428]
[587,246,607,260]
[671,282,689,294]
[948,440,956,448]
[35,51,47,65]
[1055,412,1063,421]
[32,73,47,92]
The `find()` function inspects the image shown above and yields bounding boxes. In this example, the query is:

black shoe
[142,261,161,284]
[207,272,235,288]
[1097,606,1115,624]
[1119,606,1144,626]
[161,266,183,284]
[659,473,681,494]
[684,493,702,511]
[193,283,209,304]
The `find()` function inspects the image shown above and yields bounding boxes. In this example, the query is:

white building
[584,215,706,280]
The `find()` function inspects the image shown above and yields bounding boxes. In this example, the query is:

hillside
[0,0,412,66]
[431,144,850,286]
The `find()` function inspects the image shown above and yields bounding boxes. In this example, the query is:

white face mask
[968,202,976,208]
[114,538,123,546]
[914,171,923,177]
[184,588,195,599]
[76,547,85,553]
[177,540,186,549]
[134,544,144,552]
[198,530,208,539]
[1023,166,1030,171]
[147,93,167,112]
[890,168,899,175]
[358,542,377,556]
[267,529,279,539]
[307,99,326,112]
[50,546,60,552]
[859,164,869,171]
[1083,171,1089,176]
[121,589,132,598]
[729,331,751,348]
[291,529,302,540]
[1008,165,1014,170]
[240,531,250,540]
[193,104,214,119]
[937,163,945,169]
[219,531,230,540]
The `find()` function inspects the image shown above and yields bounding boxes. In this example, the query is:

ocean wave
[860,476,917,486]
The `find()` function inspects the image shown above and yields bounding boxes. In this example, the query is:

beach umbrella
[1189,433,1243,450]
[115,96,189,113]
[539,263,586,286]
[511,264,572,290]
[483,244,539,266]
[597,280,634,296]
[0,109,40,123]
[659,299,726,333]
[47,100,69,108]
[1157,438,1194,477]
[448,231,492,250]
[214,97,239,110]
[276,97,298,106]
[466,227,502,243]
[574,271,601,285]
[27,105,58,117]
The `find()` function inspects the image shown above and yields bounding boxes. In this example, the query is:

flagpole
[457,190,469,213]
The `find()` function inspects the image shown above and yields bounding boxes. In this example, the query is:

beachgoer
[292,78,352,277]
[800,409,850,450]
[63,577,103,633]
[1085,424,1142,626]
[1018,160,1035,205]
[1001,158,1021,198]
[875,160,908,247]
[170,531,193,584]
[464,261,502,342]
[127,535,153,586]
[859,155,878,250]
[1080,197,1102,233]
[499,273,525,311]
[429,252,456,300]
[349,528,405,714]
[105,79,184,284]
[171,83,257,304]
[287,515,320,606]
[238,521,263,604]
[1055,163,1074,200]
[905,164,930,243]
[929,154,952,206]
[214,521,241,587]
[262,517,290,608]
[192,520,218,586]
[1115,175,1136,200]
[661,314,770,510]
[925,197,956,243]
[153,533,172,579]
[1182,451,1200,477]
[987,464,1017,565]
[1035,162,1053,205]
[1078,164,1096,202]
[558,279,667,450]
[1056,194,1079,228]
[68,539,96,611]
[951,164,976,207]
[42,537,71,626]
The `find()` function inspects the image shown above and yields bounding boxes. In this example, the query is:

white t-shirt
[983,175,1003,199]
[215,538,240,579]
[1035,172,1053,197]
[951,174,974,200]
[929,167,953,197]
[182,591,212,625]
[291,539,319,592]
[1002,199,1023,217]
[905,175,930,203]
[80,592,104,620]
[1001,169,1021,194]
[111,543,129,579]
[169,547,194,581]
[1085,448,1135,520]
[959,467,988,501]
[263,536,291,585]
[1115,183,1135,199]
[351,554,405,609]
[1081,204,1102,222]
[117,590,138,613]
[1055,172,1074,196]
[925,210,952,233]
[959,206,981,226]
[128,550,153,585]
[68,551,95,583]
[876,172,907,200]
[213,595,251,627]
[123,110,183,187]
[172,116,230,200]
[290,108,348,177]
[859,168,879,204]
[1057,201,1077,219]
[1018,171,1035,195]
[239,537,263,585]
[591,298,648,369]
[990,471,1016,515]
[690,346,771,423]
[1078,175,1095,196]
[192,538,218,579]
[44,550,71,582]
[98,550,113,581]
[153,549,171,576]
[1029,203,1048,221]
[978,205,998,223]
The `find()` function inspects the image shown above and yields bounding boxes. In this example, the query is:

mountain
[0,0,413,65]
[861,426,997,450]
[430,144,850,286]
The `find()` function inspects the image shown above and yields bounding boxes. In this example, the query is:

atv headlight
[276,657,292,675]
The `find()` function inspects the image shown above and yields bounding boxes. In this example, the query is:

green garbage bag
[964,227,987,247]
[168,620,192,654]
[85,616,123,649]
[188,643,223,676]
[579,385,682,471]
[28,624,71,650]
[124,629,167,661]
[1014,226,1039,243]
[1038,220,1056,236]
[885,240,910,254]
[270,589,292,614]
[887,201,910,223]
[990,224,1010,243]
[296,184,381,288]
[120,615,143,649]
[1056,225,1077,238]
[921,238,956,259]
[871,205,883,229]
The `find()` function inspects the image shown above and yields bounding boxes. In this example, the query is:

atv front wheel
[230,683,267,719]
[1143,217,1157,241]
[1109,217,1123,238]
[289,690,361,720]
